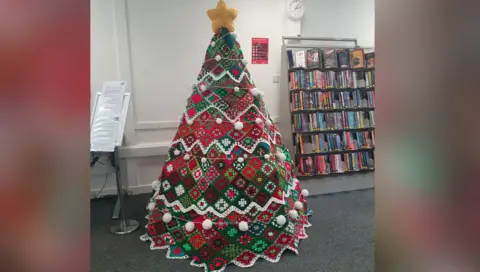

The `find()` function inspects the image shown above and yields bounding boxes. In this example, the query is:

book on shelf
[290,70,376,90]
[290,89,375,111]
[288,68,375,90]
[297,151,374,176]
[351,71,375,88]
[292,110,375,132]
[369,111,375,127]
[322,49,338,69]
[295,131,375,154]
[350,48,365,68]
[365,70,375,87]
[295,50,306,68]
[365,52,375,68]
[336,49,350,68]
[306,49,322,68]
[287,50,295,69]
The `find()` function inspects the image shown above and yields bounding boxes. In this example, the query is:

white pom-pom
[185,222,195,232]
[242,59,248,65]
[258,90,265,97]
[255,118,262,124]
[235,122,244,130]
[250,88,259,97]
[301,189,309,197]
[201,157,207,163]
[200,85,206,91]
[174,149,181,156]
[147,202,155,211]
[277,152,286,162]
[215,55,222,62]
[237,157,244,163]
[211,41,216,47]
[234,86,240,92]
[231,32,238,39]
[239,221,249,232]
[289,210,298,219]
[187,119,194,125]
[202,219,213,230]
[276,215,287,226]
[162,213,173,223]
[152,180,160,190]
[243,154,248,158]
[264,154,270,160]
[184,154,191,160]
[295,201,304,210]
[266,120,273,127]
[216,118,223,124]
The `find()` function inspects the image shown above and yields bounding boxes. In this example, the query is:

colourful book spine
[299,136,304,154]
[319,113,325,130]
[299,158,305,174]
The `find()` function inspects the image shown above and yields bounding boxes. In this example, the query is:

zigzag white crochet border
[140,218,312,272]
[171,135,278,156]
[183,102,271,130]
[153,175,295,217]
[197,68,252,85]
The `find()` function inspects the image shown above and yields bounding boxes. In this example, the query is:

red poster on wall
[252,38,269,64]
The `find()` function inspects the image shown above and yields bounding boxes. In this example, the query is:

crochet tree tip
[207,0,238,33]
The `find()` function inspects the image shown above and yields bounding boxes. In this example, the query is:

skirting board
[299,172,374,195]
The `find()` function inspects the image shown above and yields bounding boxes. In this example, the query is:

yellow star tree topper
[207,0,238,33]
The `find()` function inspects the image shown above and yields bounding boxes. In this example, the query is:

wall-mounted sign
[252,38,269,64]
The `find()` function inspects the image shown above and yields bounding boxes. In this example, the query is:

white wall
[90,0,119,194]
[301,0,374,48]
[91,0,119,99]
[90,0,301,196]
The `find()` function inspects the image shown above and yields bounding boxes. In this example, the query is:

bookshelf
[279,37,375,182]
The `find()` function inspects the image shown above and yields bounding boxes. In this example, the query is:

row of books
[293,111,375,132]
[287,48,374,69]
[295,131,375,154]
[288,70,375,90]
[291,90,375,111]
[297,151,375,176]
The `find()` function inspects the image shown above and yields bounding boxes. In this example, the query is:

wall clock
[287,0,305,21]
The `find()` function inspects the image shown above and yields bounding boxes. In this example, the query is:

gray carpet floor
[91,189,374,272]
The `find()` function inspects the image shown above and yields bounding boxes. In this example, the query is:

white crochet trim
[154,181,294,217]
[171,137,278,157]
[184,103,271,128]
[179,101,280,156]
[197,69,252,84]
[156,192,283,217]
[140,218,311,272]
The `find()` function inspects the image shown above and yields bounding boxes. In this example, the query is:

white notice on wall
[90,81,129,152]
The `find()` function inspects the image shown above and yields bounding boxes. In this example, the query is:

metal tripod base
[110,219,140,235]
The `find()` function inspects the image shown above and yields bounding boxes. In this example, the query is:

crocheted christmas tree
[141,2,311,271]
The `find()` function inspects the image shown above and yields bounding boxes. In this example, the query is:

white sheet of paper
[90,81,128,152]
